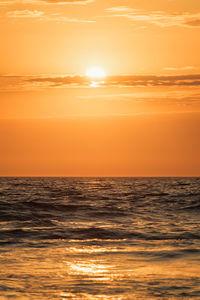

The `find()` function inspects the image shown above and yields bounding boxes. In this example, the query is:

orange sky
[0,0,200,176]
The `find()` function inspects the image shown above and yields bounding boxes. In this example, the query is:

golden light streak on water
[1,245,200,299]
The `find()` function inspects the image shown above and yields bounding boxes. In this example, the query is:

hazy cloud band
[1,74,200,91]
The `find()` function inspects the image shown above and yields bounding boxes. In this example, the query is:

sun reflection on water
[66,260,110,275]
[1,245,200,299]
[60,292,123,300]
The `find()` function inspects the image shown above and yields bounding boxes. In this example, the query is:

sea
[0,177,200,299]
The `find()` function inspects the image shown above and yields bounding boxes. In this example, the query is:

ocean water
[0,177,200,299]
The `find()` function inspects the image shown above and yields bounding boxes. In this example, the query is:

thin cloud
[1,74,200,91]
[78,91,200,105]
[103,74,200,87]
[24,74,200,88]
[0,74,90,91]
[185,19,200,27]
[7,10,44,18]
[0,0,94,5]
[7,9,95,22]
[106,6,200,28]
[40,0,94,4]
[164,66,198,71]
[106,6,137,13]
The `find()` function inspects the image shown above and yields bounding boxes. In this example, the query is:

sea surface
[0,177,200,299]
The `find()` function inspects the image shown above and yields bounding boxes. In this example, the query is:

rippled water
[0,177,200,299]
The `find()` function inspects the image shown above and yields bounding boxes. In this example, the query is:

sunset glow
[86,67,106,79]
[0,0,199,177]
[0,0,200,297]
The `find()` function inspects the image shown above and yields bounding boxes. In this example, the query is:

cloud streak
[1,74,200,91]
[0,0,94,5]
[164,66,198,71]
[7,9,95,22]
[7,10,44,18]
[40,0,94,4]
[78,91,200,106]
[106,6,200,28]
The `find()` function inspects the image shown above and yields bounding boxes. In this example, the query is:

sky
[0,0,200,176]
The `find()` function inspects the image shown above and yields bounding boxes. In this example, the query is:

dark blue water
[0,177,200,299]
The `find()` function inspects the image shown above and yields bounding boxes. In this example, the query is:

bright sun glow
[86,67,106,79]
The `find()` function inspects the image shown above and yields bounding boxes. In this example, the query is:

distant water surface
[0,177,200,299]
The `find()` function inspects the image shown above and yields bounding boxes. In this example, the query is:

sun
[86,67,106,79]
